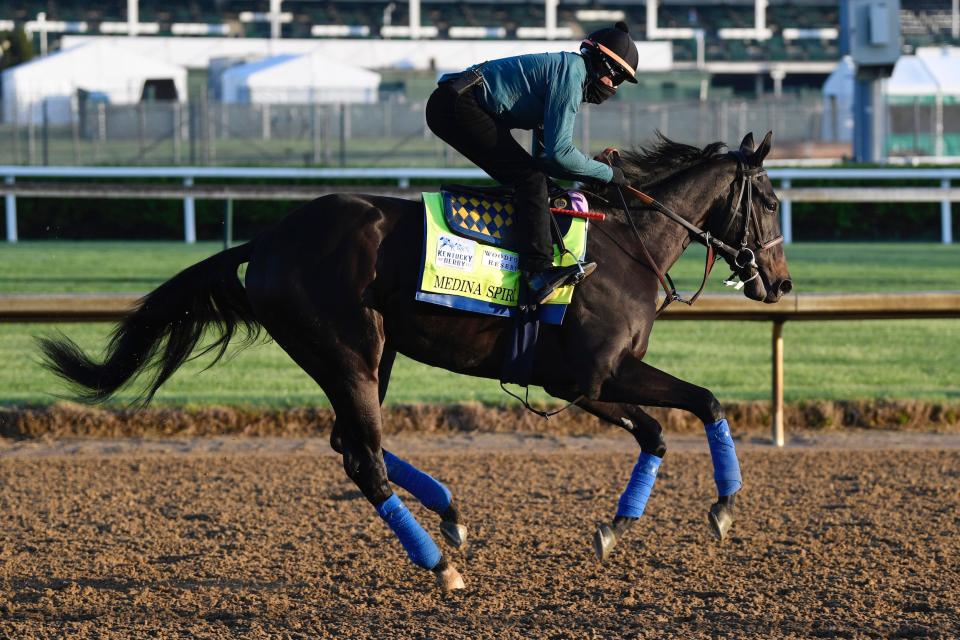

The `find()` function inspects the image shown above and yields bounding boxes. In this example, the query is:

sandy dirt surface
[1,431,958,638]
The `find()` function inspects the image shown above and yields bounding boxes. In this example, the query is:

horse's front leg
[559,356,742,547]
[569,399,669,561]
[593,357,742,541]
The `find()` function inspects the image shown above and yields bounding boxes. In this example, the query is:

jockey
[426,22,639,305]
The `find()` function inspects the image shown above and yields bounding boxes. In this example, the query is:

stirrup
[570,261,589,285]
[569,260,597,284]
[524,262,596,306]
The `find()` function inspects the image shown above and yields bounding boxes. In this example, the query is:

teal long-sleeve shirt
[442,52,614,184]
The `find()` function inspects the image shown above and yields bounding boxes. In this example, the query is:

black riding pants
[425,83,553,272]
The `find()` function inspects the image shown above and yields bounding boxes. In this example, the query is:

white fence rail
[2,165,958,244]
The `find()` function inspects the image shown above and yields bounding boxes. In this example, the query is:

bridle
[717,149,785,290]
[600,148,784,315]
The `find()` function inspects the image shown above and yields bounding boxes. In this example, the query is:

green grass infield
[2,241,958,406]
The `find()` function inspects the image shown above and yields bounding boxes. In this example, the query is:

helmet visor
[599,55,630,86]
[593,41,637,84]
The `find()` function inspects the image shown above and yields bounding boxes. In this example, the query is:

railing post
[223,198,233,250]
[183,176,196,244]
[339,103,348,167]
[781,178,792,244]
[4,176,16,243]
[772,319,785,447]
[942,179,953,244]
[42,100,50,166]
[173,102,182,165]
[311,104,321,165]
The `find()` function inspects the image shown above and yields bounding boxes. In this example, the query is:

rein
[599,148,783,315]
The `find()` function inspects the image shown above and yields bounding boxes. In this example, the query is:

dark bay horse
[40,132,792,591]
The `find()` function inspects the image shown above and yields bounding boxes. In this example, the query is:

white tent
[888,48,960,100]
[821,50,960,154]
[1,40,187,125]
[221,52,381,105]
[886,55,941,99]
[820,56,855,141]
[61,35,673,74]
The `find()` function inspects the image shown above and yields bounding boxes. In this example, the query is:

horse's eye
[765,200,778,212]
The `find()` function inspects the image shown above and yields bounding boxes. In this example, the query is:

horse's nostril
[779,279,793,295]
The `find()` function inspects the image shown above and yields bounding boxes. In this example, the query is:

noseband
[602,148,783,314]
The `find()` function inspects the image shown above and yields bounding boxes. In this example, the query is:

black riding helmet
[580,21,639,85]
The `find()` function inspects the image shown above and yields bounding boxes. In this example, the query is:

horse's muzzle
[763,278,793,303]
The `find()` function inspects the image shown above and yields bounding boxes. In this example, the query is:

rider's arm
[538,80,614,183]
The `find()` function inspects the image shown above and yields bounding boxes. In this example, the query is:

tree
[0,26,35,73]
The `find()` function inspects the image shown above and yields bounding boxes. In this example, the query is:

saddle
[418,185,592,392]
[440,184,577,251]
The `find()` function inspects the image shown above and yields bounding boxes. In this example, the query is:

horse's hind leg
[331,380,465,590]
[376,349,469,549]
[261,323,464,591]
[381,450,468,548]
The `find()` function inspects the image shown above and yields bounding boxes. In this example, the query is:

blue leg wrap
[616,452,662,519]
[383,450,452,514]
[704,418,743,496]
[376,494,442,570]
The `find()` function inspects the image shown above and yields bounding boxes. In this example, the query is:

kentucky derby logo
[436,234,476,272]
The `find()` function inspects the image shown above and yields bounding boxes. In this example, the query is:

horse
[39,132,792,592]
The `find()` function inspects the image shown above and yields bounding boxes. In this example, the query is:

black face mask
[584,79,616,104]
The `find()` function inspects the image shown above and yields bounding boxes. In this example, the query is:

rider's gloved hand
[609,166,630,186]
[594,147,620,164]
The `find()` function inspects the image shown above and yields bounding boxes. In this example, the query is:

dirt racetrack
[1,431,958,639]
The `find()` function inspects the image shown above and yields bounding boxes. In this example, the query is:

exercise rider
[425,22,639,304]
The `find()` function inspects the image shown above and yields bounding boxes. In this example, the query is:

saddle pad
[442,188,574,250]
[416,191,589,325]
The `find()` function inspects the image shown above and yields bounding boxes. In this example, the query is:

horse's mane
[616,133,728,190]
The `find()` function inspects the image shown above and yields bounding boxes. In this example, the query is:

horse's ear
[739,132,755,153]
[754,131,773,164]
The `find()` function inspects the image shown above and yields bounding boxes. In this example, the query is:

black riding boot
[524,261,597,305]
[513,171,553,272]
[514,172,596,304]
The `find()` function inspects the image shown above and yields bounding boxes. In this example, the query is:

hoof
[440,521,468,549]
[592,523,618,562]
[435,565,466,592]
[708,502,734,541]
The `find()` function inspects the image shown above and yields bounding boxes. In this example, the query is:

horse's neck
[632,163,728,271]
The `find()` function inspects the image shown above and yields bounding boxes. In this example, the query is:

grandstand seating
[0,0,957,63]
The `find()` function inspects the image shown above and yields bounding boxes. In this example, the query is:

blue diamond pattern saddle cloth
[442,187,576,251]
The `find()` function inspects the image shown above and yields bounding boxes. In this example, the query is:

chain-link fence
[0,96,838,167]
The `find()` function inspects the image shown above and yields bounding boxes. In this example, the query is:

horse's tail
[38,242,260,405]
